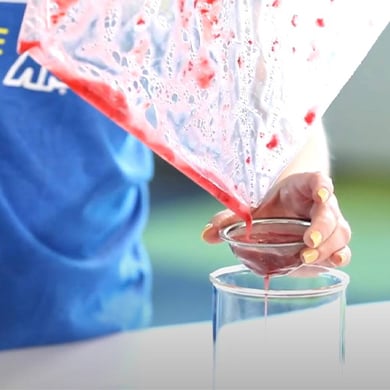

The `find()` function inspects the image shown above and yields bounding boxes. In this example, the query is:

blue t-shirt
[0,1,154,350]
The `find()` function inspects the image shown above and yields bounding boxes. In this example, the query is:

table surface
[0,301,389,389]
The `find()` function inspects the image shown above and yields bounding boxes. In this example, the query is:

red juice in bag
[17,0,389,251]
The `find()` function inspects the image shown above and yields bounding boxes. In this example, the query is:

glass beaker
[210,264,349,389]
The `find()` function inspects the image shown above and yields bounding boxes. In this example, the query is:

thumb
[201,209,242,244]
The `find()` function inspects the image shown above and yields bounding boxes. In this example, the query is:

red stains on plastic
[195,56,215,88]
[291,14,298,27]
[18,40,41,54]
[266,134,279,149]
[304,109,316,125]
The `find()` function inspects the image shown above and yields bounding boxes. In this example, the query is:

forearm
[277,122,330,182]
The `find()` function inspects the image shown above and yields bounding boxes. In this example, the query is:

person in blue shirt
[0,1,351,350]
[0,1,154,350]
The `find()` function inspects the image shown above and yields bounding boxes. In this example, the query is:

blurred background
[145,25,390,327]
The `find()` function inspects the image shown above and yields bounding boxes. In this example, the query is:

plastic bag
[18,0,389,220]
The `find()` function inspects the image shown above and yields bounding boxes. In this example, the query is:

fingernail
[334,252,347,266]
[317,188,329,203]
[201,223,213,240]
[310,231,322,248]
[302,249,319,264]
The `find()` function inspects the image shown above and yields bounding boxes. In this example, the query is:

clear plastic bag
[18,0,389,219]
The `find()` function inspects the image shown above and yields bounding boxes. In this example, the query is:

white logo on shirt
[3,52,69,94]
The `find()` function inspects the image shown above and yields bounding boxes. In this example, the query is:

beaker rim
[209,264,350,298]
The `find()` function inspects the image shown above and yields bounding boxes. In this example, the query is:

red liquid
[230,232,304,276]
[51,0,79,25]
[233,231,304,321]
[39,69,252,222]
[18,0,252,222]
[304,109,316,125]
[266,134,279,149]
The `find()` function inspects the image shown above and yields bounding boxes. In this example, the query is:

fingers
[309,173,334,204]
[328,246,352,267]
[201,171,352,270]
[255,172,335,220]
[201,209,241,243]
[300,247,351,269]
[301,189,352,267]
[300,171,334,204]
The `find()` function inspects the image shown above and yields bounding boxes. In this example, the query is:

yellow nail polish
[201,223,213,240]
[302,249,319,264]
[317,188,329,203]
[310,231,322,248]
[335,252,347,266]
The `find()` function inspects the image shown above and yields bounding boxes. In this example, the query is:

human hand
[201,172,351,268]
